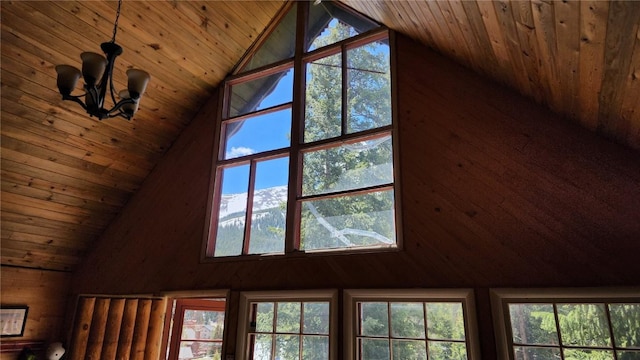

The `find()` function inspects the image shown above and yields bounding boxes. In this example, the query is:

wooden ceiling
[1,1,639,272]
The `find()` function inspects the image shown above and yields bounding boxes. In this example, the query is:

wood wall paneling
[0,267,72,359]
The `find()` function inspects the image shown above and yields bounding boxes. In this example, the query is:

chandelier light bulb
[53,0,149,121]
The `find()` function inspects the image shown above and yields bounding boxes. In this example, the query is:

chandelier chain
[111,0,123,43]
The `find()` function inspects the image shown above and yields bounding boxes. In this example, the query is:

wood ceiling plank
[554,0,581,120]
[0,147,140,194]
[424,1,467,65]
[531,0,563,113]
[510,0,546,104]
[597,1,640,141]
[1,80,168,163]
[620,27,640,150]
[435,1,477,71]
[85,0,232,84]
[4,232,89,252]
[578,1,609,131]
[1,179,120,216]
[1,160,130,207]
[1,249,77,272]
[1,212,101,240]
[492,0,533,96]
[0,199,110,231]
[1,103,156,174]
[476,0,518,91]
[460,0,506,84]
[44,0,218,93]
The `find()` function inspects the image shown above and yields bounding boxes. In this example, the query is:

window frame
[236,289,339,360]
[343,289,481,360]
[490,287,640,360]
[203,1,402,260]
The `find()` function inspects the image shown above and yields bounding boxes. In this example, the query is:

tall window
[491,288,640,360]
[236,290,338,360]
[205,1,398,258]
[344,289,481,360]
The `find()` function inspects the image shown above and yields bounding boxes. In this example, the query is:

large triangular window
[205,1,398,258]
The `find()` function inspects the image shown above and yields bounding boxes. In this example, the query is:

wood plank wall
[70,34,640,359]
[0,266,71,360]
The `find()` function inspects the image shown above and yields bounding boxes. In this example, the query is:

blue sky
[222,70,293,194]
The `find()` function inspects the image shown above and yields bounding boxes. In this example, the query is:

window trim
[343,288,481,360]
[235,289,339,360]
[490,287,640,360]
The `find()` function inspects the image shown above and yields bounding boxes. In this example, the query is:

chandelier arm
[61,94,89,111]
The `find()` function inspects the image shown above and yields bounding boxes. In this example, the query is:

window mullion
[553,303,566,360]
[285,1,307,253]
[243,160,257,254]
[341,43,348,137]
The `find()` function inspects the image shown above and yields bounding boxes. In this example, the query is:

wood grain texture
[1,0,283,272]
[2,0,639,275]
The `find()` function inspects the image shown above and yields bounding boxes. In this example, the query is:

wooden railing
[67,296,166,360]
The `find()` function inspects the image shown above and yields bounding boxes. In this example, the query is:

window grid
[237,290,338,360]
[506,301,640,360]
[206,0,397,259]
[355,301,468,360]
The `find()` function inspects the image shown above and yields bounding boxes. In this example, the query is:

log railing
[67,296,166,360]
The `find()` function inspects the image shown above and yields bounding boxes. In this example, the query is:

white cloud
[227,146,255,158]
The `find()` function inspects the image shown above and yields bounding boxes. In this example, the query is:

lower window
[491,288,640,360]
[236,290,338,360]
[344,289,480,360]
[165,297,227,360]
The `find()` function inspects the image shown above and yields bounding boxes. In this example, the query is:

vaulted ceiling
[2,1,639,272]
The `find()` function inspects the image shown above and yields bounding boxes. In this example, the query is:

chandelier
[55,0,150,120]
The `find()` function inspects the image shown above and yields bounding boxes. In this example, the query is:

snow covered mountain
[218,185,288,224]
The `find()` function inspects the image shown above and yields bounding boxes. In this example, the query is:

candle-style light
[55,0,150,120]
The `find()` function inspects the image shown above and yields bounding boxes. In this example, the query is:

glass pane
[390,303,425,339]
[215,164,249,257]
[558,303,611,347]
[304,53,342,143]
[248,157,289,255]
[275,334,300,359]
[228,68,293,118]
[223,108,291,160]
[392,340,426,360]
[302,335,329,360]
[302,135,393,196]
[242,3,297,72]
[563,349,614,360]
[347,40,391,133]
[303,302,330,335]
[428,341,467,360]
[306,2,378,51]
[178,341,222,360]
[508,303,559,345]
[513,346,560,360]
[252,334,273,360]
[255,302,275,332]
[359,338,390,360]
[178,342,196,360]
[181,310,225,341]
[276,302,301,333]
[426,302,466,341]
[609,303,640,348]
[618,351,640,360]
[360,302,389,337]
[300,190,396,251]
